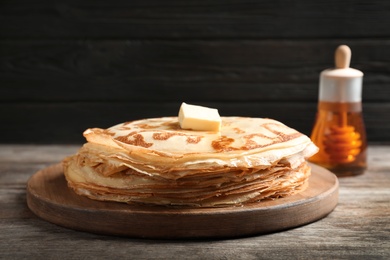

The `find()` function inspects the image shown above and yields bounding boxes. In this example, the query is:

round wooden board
[26,163,338,239]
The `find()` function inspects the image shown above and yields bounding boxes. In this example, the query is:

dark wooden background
[1,0,389,144]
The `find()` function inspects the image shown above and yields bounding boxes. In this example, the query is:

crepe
[63,117,318,207]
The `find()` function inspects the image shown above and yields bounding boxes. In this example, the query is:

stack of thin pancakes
[63,117,318,207]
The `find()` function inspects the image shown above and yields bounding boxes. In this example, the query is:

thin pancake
[63,116,318,207]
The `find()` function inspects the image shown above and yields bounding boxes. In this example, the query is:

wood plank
[1,40,390,102]
[0,102,389,143]
[1,0,390,39]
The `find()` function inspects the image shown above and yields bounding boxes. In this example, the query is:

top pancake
[82,117,317,172]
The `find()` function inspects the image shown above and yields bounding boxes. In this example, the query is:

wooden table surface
[1,144,389,259]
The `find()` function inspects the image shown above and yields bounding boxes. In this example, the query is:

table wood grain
[1,144,389,259]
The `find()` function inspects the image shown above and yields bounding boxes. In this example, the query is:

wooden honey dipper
[322,45,362,164]
[324,121,362,163]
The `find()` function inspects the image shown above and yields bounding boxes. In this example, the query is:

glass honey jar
[309,45,367,177]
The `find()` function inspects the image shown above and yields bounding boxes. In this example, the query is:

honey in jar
[309,45,367,176]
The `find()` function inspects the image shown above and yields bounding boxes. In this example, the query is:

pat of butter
[178,102,221,132]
